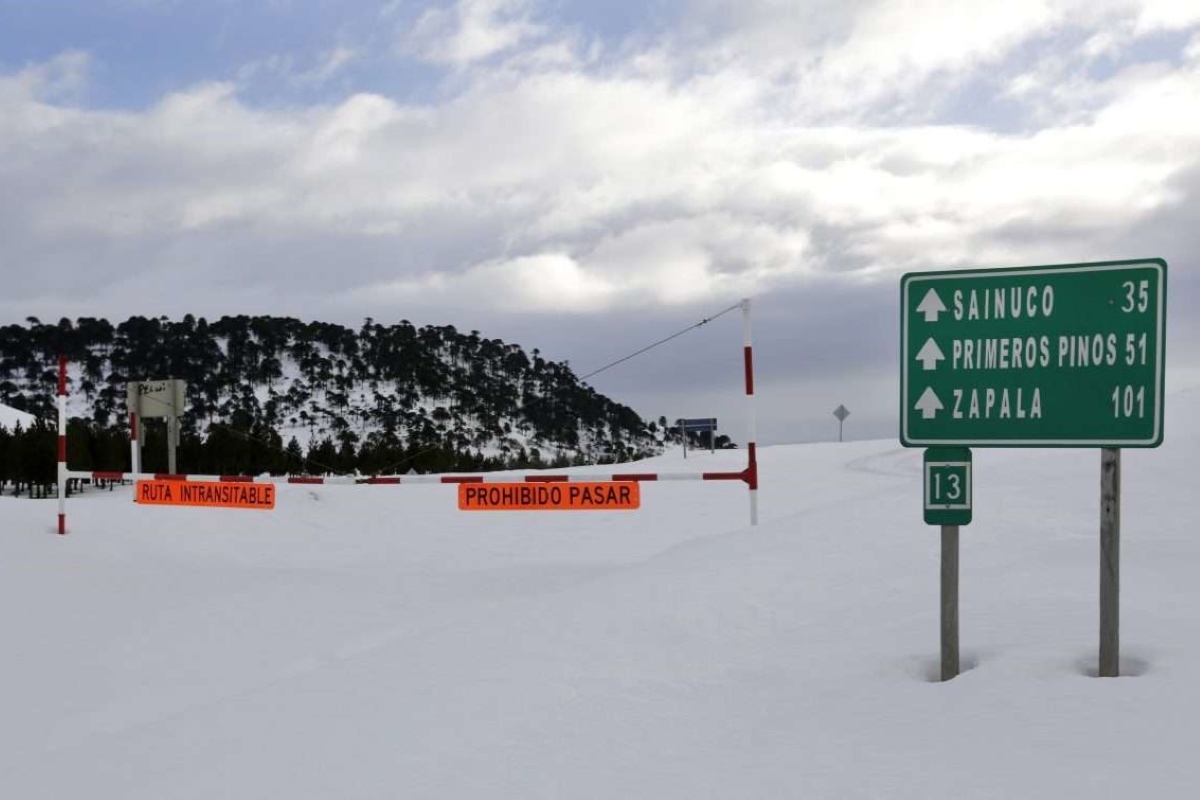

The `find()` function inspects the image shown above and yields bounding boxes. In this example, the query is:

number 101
[1111,385,1146,418]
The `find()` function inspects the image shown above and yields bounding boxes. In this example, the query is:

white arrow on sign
[915,387,944,420]
[915,338,945,371]
[916,289,947,323]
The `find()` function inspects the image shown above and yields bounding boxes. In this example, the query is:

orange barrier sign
[136,480,276,510]
[458,482,639,511]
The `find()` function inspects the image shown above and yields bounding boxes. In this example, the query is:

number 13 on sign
[924,447,972,526]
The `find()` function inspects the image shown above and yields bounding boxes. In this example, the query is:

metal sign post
[1100,448,1120,677]
[924,448,972,680]
[901,258,1166,681]
[168,378,180,475]
[833,405,850,442]
[941,525,959,681]
[128,379,187,476]
[677,418,718,456]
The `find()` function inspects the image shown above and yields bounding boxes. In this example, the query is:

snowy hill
[0,315,661,473]
[2,387,1199,798]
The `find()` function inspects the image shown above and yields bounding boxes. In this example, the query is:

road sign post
[924,447,971,680]
[127,379,187,476]
[833,405,850,442]
[941,524,959,681]
[901,258,1166,682]
[677,417,718,457]
[1100,448,1120,677]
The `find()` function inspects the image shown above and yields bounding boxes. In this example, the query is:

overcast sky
[2,0,1198,444]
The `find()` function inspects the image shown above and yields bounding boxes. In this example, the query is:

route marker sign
[924,447,972,526]
[900,259,1167,447]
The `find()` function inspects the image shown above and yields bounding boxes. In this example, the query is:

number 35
[1122,280,1149,313]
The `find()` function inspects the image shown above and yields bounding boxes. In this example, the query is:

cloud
[670,0,1056,120]
[1135,0,1200,33]
[343,213,808,314]
[236,46,358,90]
[307,47,358,83]
[675,0,1200,125]
[0,50,91,104]
[457,252,618,311]
[3,22,1198,314]
[403,0,546,66]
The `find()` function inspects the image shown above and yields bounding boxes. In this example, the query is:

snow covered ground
[2,387,1199,799]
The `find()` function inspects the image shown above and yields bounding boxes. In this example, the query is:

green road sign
[924,447,972,526]
[901,259,1166,447]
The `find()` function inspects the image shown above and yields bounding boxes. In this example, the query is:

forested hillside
[0,315,667,481]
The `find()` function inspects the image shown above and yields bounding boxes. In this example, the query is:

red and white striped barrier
[129,408,140,477]
[55,297,761,530]
[65,468,754,487]
[57,356,67,535]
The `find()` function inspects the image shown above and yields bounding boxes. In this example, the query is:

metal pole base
[941,525,960,681]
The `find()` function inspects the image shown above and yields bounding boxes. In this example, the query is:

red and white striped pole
[742,298,759,526]
[57,356,68,535]
[129,408,140,479]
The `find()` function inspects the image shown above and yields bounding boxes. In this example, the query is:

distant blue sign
[677,417,718,431]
